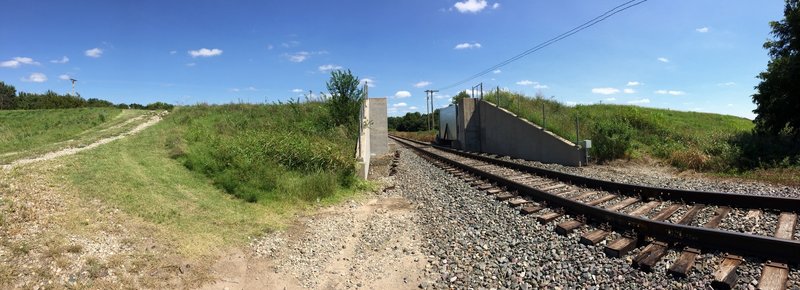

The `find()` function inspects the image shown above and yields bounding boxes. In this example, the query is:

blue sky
[0,0,786,118]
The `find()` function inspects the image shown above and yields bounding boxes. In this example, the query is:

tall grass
[484,91,755,171]
[166,103,357,203]
[0,108,122,154]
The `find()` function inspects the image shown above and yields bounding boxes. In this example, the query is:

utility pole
[424,90,432,131]
[70,78,78,96]
[428,90,438,130]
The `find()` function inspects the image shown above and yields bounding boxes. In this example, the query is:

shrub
[591,118,634,162]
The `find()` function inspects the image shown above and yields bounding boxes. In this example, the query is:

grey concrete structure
[455,98,482,152]
[355,98,389,179]
[368,98,388,157]
[454,98,588,166]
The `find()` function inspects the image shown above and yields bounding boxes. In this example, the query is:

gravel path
[396,147,800,289]
[1,111,166,171]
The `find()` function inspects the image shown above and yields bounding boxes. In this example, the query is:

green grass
[486,91,755,171]
[0,108,151,163]
[51,103,367,255]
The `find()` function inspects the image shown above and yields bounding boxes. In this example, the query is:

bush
[591,118,634,162]
[145,102,174,111]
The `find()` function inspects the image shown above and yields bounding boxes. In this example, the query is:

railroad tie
[555,219,584,236]
[585,194,617,206]
[633,204,703,271]
[605,197,639,211]
[669,207,731,278]
[710,255,744,290]
[539,183,567,192]
[756,212,797,290]
[536,211,563,224]
[605,204,681,258]
[493,192,515,201]
[486,188,503,195]
[583,201,659,246]
[628,201,661,217]
[519,204,544,215]
[571,191,599,202]
[507,197,530,207]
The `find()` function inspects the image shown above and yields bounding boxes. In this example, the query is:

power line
[436,0,648,91]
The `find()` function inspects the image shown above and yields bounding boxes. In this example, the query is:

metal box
[438,105,458,141]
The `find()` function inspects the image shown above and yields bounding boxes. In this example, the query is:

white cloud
[492,3,500,9]
[286,51,309,62]
[516,80,533,86]
[1,57,40,68]
[623,88,636,94]
[230,88,240,92]
[58,74,71,80]
[727,104,734,107]
[533,83,548,89]
[603,97,617,102]
[245,86,257,91]
[22,72,47,82]
[454,42,482,49]
[318,64,342,72]
[188,48,223,58]
[186,62,196,67]
[392,102,408,108]
[492,69,501,74]
[50,56,69,64]
[592,87,620,95]
[657,57,669,63]
[626,81,641,86]
[169,50,177,55]
[718,82,736,87]
[435,94,450,99]
[360,78,376,88]
[409,106,418,110]
[291,88,304,93]
[395,91,412,98]
[281,41,300,48]
[413,81,431,88]
[655,90,686,96]
[628,98,650,104]
[696,27,709,33]
[454,0,488,13]
[85,48,103,58]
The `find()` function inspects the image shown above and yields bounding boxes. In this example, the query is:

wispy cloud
[413,81,431,88]
[655,90,686,96]
[360,78,376,88]
[281,41,300,48]
[392,102,408,108]
[22,72,47,82]
[516,80,533,86]
[287,51,309,62]
[623,88,636,94]
[318,64,342,72]
[85,48,103,58]
[454,0,488,13]
[291,88,304,93]
[492,3,500,9]
[602,97,617,102]
[591,87,620,95]
[50,56,69,64]
[186,62,196,67]
[628,98,650,104]
[1,57,40,68]
[409,106,418,110]
[169,50,177,55]
[492,69,501,74]
[58,74,72,80]
[696,27,709,33]
[454,42,482,49]
[657,57,669,63]
[395,91,412,98]
[717,82,736,87]
[626,81,641,86]
[189,48,223,58]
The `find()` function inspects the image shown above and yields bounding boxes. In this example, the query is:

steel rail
[391,135,800,212]
[391,135,800,263]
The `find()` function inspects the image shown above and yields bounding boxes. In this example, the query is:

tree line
[0,81,173,111]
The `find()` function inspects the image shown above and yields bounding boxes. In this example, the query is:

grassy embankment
[0,108,152,164]
[391,130,437,143]
[54,103,367,256]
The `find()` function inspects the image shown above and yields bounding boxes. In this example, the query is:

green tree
[451,90,470,104]
[752,0,800,138]
[0,81,16,110]
[325,69,364,135]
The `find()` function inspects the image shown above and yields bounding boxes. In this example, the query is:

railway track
[390,135,800,290]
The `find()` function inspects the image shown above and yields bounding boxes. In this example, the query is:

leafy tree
[145,101,175,111]
[451,90,470,104]
[752,0,800,138]
[325,69,364,135]
[0,81,16,109]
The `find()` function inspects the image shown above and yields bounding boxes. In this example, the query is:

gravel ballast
[395,147,800,289]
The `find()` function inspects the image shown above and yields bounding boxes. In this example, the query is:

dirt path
[198,193,426,290]
[1,112,165,171]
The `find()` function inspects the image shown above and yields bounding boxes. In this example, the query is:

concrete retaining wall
[478,100,586,166]
[455,98,586,166]
[355,98,389,178]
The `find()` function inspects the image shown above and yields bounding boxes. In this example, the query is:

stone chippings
[397,148,800,289]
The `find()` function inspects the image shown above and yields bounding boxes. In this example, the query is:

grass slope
[53,103,366,256]
[0,108,151,163]
[484,92,754,171]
